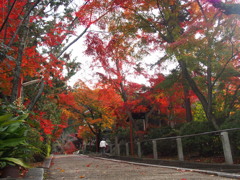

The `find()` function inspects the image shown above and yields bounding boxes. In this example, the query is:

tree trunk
[27,80,45,110]
[178,60,219,129]
[96,134,100,152]
[119,75,135,155]
[10,9,29,103]
[10,35,26,102]
[126,110,134,155]
[182,77,193,122]
[95,129,102,152]
[206,56,215,128]
[145,106,155,129]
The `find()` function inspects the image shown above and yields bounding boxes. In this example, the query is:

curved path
[45,155,231,180]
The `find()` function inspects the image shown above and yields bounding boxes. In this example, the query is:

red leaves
[31,110,67,137]
[34,112,54,135]
[63,141,77,154]
[43,29,66,47]
[85,33,106,57]
[58,92,76,107]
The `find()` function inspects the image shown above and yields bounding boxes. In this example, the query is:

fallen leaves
[54,167,65,172]
[86,164,91,167]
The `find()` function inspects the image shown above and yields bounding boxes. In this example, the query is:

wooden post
[176,137,184,161]
[129,118,134,155]
[117,144,120,156]
[152,140,158,160]
[115,136,118,155]
[221,131,233,164]
[109,144,113,155]
[137,142,141,158]
[126,143,129,156]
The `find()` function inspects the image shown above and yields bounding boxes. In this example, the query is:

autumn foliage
[0,0,239,157]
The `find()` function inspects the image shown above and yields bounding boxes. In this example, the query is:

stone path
[45,155,233,180]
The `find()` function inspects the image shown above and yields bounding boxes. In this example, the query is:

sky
[66,35,177,88]
[64,4,178,88]
[66,33,177,88]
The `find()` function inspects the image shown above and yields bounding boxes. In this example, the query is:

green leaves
[0,157,30,168]
[0,114,13,123]
[0,138,25,148]
[0,113,33,168]
[0,114,27,139]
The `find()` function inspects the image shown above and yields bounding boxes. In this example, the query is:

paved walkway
[45,155,233,180]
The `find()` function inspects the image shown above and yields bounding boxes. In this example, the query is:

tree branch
[86,121,97,135]
[195,0,208,22]
[57,25,90,59]
[0,0,17,33]
[27,79,45,110]
[212,52,237,88]
[8,0,42,46]
[178,60,208,113]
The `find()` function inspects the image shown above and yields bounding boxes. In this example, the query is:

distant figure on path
[99,139,108,155]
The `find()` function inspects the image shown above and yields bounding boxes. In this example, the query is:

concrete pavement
[44,155,235,180]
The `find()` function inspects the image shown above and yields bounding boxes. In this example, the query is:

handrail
[134,128,240,143]
[113,128,239,164]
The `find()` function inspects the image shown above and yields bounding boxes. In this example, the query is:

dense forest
[0,0,239,170]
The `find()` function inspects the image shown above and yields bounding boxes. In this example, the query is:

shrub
[146,126,178,157]
[27,129,47,162]
[0,103,44,169]
[148,126,178,139]
[0,114,32,169]
[114,127,131,142]
[180,121,222,157]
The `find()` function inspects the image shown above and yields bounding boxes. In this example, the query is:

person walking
[99,139,108,156]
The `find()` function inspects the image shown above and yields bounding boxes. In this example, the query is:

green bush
[26,129,47,162]
[146,126,178,156]
[141,141,152,156]
[148,126,178,139]
[114,127,131,142]
[119,144,126,156]
[86,145,96,153]
[180,121,222,157]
